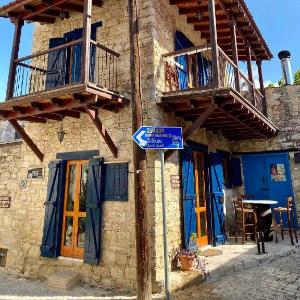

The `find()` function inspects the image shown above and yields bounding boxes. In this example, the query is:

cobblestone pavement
[172,252,300,300]
[0,252,299,300]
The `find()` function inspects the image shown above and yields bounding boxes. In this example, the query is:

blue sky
[0,0,299,100]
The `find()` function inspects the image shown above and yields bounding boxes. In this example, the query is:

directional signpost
[133,126,183,300]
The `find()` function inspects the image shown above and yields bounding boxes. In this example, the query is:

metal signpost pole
[132,126,183,300]
[160,150,170,300]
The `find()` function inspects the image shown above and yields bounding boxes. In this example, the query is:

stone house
[0,0,297,293]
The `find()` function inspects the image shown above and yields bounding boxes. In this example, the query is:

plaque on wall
[170,175,181,189]
[0,196,11,208]
[27,167,44,179]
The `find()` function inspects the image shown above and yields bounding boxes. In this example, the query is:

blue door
[210,153,226,246]
[243,153,297,227]
[181,147,197,250]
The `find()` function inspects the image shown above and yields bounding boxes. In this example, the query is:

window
[103,163,128,201]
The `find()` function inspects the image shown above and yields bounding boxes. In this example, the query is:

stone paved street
[0,252,299,300]
[173,251,300,300]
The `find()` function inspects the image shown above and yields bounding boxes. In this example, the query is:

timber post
[6,16,23,101]
[257,58,268,116]
[208,0,220,88]
[246,44,256,105]
[128,0,152,299]
[230,17,241,92]
[81,0,92,83]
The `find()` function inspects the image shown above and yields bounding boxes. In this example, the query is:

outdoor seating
[233,196,258,244]
[274,197,298,245]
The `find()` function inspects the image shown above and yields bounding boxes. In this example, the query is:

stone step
[46,271,81,290]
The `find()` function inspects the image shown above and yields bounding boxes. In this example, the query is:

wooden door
[61,160,89,258]
[194,152,208,247]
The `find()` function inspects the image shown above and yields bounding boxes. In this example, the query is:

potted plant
[172,247,208,278]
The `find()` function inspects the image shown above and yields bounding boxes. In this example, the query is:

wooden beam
[208,0,220,88]
[128,0,152,298]
[20,0,68,20]
[59,3,83,12]
[9,120,44,162]
[230,17,241,92]
[86,108,118,158]
[6,17,23,100]
[81,0,92,83]
[165,105,215,160]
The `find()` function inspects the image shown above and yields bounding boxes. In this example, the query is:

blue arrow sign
[132,126,183,150]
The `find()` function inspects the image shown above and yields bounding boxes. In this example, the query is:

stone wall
[232,85,300,222]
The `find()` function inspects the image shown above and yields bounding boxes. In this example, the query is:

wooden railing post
[6,16,24,100]
[229,18,241,92]
[208,0,220,88]
[257,59,268,116]
[81,0,92,83]
[246,44,256,105]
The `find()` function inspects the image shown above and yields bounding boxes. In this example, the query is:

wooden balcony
[161,44,278,141]
[0,0,129,161]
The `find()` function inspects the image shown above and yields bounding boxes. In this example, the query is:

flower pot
[180,256,194,271]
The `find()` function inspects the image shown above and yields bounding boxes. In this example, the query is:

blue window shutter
[46,38,67,89]
[103,163,128,201]
[84,158,104,265]
[40,160,66,258]
[230,158,243,187]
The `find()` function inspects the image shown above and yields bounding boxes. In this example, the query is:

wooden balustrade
[163,44,267,115]
[11,38,119,99]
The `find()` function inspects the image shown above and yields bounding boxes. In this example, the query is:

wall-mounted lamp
[57,123,65,143]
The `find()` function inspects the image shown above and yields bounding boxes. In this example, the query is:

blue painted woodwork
[209,153,226,246]
[46,22,101,87]
[46,38,67,89]
[40,160,66,258]
[175,31,194,90]
[181,146,197,250]
[103,163,128,201]
[84,157,104,265]
[243,152,298,228]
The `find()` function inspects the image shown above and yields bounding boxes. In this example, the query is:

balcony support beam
[6,16,23,100]
[86,108,118,158]
[230,17,241,93]
[81,0,92,83]
[208,0,220,88]
[9,120,44,162]
[165,104,215,160]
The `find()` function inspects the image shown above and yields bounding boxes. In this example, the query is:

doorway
[242,152,297,227]
[61,160,89,259]
[181,146,209,249]
[194,152,208,247]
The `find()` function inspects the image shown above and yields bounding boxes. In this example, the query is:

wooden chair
[233,196,258,244]
[165,61,179,91]
[274,197,298,245]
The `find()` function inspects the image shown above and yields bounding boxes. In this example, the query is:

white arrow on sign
[136,130,147,147]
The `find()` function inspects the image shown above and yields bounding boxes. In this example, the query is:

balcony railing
[12,39,119,98]
[163,44,266,115]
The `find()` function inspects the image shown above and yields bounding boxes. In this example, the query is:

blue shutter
[84,157,104,265]
[209,153,226,246]
[181,147,197,250]
[46,38,67,89]
[175,31,194,90]
[40,160,66,258]
[103,163,128,201]
[230,158,243,187]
